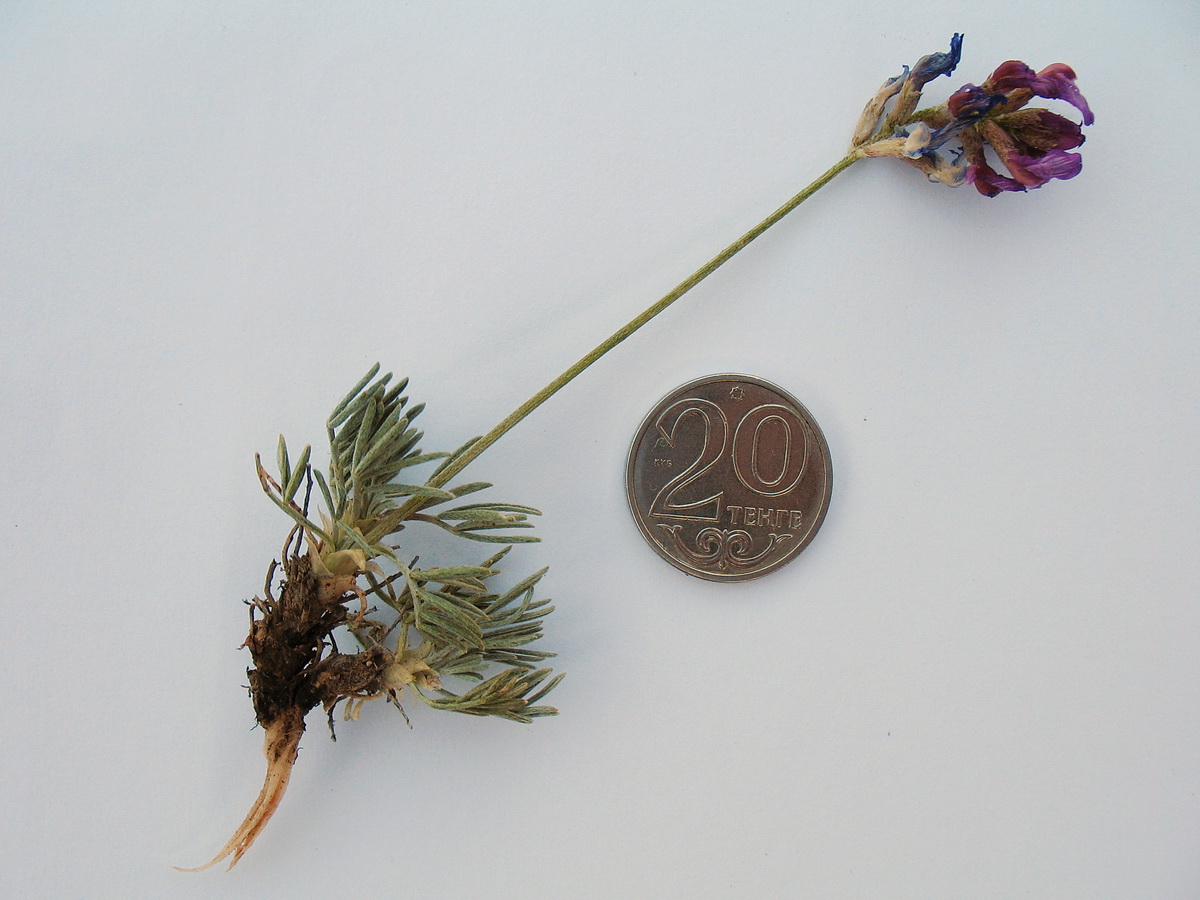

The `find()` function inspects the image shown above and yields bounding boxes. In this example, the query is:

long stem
[431,150,861,491]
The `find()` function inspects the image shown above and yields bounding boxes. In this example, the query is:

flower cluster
[852,34,1093,197]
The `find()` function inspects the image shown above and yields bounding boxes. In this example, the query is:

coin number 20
[648,399,809,522]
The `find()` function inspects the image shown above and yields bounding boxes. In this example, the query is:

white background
[2,2,1197,898]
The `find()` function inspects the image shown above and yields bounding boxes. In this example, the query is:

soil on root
[180,551,392,871]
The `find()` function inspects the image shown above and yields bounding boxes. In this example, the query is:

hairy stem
[417,151,861,500]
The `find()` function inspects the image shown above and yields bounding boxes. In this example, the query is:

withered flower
[854,35,1093,197]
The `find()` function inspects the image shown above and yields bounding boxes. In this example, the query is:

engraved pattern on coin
[626,374,832,582]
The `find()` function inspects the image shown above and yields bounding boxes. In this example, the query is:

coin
[625,374,832,582]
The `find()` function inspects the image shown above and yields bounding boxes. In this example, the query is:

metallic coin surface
[626,374,832,582]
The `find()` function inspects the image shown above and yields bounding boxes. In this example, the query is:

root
[176,712,304,872]
[180,550,391,871]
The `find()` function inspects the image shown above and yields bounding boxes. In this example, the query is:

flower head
[852,36,1092,197]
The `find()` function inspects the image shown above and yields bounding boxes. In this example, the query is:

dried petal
[1009,149,1083,183]
[987,60,1093,125]
[995,108,1085,151]
[910,33,964,88]
[922,153,968,186]
[1031,63,1094,125]
[975,120,1039,187]
[851,68,908,147]
[966,160,1027,197]
[947,84,1007,121]
[901,122,934,158]
[887,34,965,130]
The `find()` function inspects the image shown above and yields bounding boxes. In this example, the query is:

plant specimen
[178,366,563,872]
[182,34,1091,871]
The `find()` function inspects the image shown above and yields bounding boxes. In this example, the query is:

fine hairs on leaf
[185,33,1092,872]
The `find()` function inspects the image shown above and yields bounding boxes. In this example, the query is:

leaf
[448,481,492,498]
[419,667,562,721]
[422,585,490,621]
[413,587,485,650]
[525,672,565,705]
[380,376,409,409]
[436,503,540,526]
[276,434,291,491]
[451,531,541,544]
[353,414,411,474]
[392,451,450,470]
[349,398,379,474]
[282,444,311,502]
[449,517,528,533]
[328,363,381,426]
[445,501,543,516]
[313,468,337,518]
[377,484,456,501]
[485,567,549,615]
[253,458,328,542]
[415,564,495,584]
[483,648,556,668]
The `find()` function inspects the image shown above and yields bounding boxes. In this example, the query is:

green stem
[428,150,861,493]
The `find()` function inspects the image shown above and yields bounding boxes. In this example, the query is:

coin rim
[624,373,833,582]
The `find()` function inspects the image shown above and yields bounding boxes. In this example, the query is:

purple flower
[955,61,1091,196]
[952,57,1092,196]
[986,60,1095,126]
[850,36,1092,197]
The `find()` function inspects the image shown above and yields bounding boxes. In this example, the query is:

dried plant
[180,367,561,871]
[182,34,1091,871]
